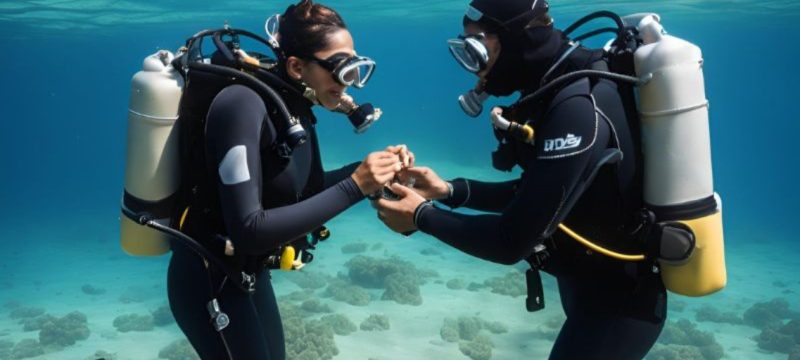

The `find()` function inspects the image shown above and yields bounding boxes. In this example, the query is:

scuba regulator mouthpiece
[302,88,382,133]
[459,89,489,117]
[348,103,380,134]
[335,94,383,134]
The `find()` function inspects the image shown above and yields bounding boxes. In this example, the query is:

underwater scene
[1,0,799,359]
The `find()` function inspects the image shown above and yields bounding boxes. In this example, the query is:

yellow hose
[522,124,535,143]
[557,224,646,261]
[179,206,190,231]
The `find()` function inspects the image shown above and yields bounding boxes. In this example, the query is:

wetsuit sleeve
[323,162,361,189]
[205,85,365,256]
[438,179,520,213]
[416,92,605,265]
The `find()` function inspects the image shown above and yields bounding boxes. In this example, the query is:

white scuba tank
[629,14,726,296]
[120,50,184,256]
[633,14,713,205]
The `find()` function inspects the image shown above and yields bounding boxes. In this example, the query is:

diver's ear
[285,56,305,81]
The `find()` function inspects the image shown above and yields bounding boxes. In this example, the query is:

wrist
[438,178,470,209]
[351,173,366,195]
[433,181,452,200]
[413,200,434,229]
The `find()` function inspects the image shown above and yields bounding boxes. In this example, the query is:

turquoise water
[0,1,799,359]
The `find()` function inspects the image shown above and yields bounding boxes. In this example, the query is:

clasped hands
[354,144,449,234]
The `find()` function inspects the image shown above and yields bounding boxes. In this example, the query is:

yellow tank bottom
[120,213,171,256]
[660,210,726,296]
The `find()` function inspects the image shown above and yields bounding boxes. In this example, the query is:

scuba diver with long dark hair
[375,0,728,358]
[120,0,413,358]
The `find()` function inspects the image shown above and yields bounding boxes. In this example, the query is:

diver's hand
[397,166,449,200]
[385,144,415,168]
[373,183,426,234]
[351,151,402,196]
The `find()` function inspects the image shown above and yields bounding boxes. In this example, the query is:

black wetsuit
[416,39,667,359]
[168,82,363,359]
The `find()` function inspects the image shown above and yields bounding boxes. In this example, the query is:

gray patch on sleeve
[219,145,251,185]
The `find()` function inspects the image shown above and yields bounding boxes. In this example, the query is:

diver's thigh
[551,313,664,360]
[549,274,666,360]
[253,273,286,360]
[601,315,665,359]
[215,283,275,360]
[167,252,236,359]
[549,315,596,360]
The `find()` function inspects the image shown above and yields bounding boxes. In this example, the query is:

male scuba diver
[375,0,671,358]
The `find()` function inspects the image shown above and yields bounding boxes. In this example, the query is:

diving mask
[265,13,376,88]
[447,33,490,73]
[309,52,376,89]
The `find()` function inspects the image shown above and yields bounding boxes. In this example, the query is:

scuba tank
[120,50,183,256]
[631,14,726,296]
[498,12,726,297]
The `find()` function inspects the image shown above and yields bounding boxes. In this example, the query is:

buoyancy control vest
[175,47,326,271]
[120,28,332,290]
